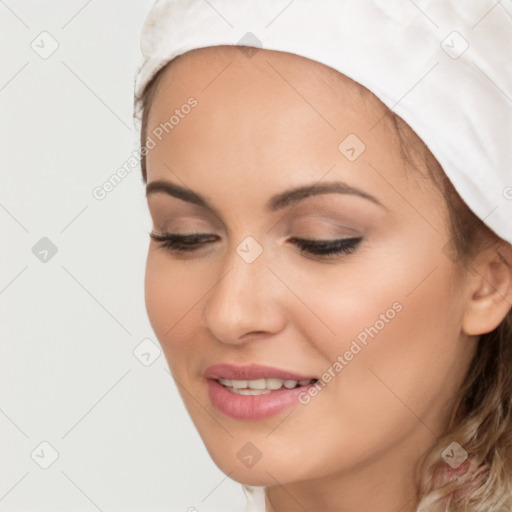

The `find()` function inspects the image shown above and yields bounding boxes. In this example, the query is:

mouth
[203,363,320,419]
[214,377,319,395]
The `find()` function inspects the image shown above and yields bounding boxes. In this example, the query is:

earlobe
[461,246,512,336]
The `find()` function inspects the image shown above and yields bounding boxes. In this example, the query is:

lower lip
[206,378,316,420]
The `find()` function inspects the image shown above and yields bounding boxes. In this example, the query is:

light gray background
[0,1,245,510]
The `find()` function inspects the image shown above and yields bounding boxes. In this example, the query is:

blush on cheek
[144,261,181,341]
[144,257,207,345]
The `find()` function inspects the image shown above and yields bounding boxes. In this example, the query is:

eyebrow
[145,179,386,214]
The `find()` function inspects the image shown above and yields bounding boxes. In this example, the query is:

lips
[203,363,319,419]
[203,363,318,381]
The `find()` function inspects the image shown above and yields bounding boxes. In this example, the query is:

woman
[133,1,512,510]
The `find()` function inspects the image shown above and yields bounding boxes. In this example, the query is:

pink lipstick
[204,363,318,420]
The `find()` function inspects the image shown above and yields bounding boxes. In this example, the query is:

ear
[462,243,512,336]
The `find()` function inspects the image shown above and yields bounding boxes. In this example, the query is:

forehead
[143,45,436,215]
[146,46,395,158]
[147,45,386,126]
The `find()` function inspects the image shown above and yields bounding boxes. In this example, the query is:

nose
[200,241,286,345]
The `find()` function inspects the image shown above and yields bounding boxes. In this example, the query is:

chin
[207,446,307,487]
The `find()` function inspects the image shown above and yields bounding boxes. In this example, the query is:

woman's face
[144,46,477,504]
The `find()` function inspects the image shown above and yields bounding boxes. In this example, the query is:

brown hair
[134,50,512,511]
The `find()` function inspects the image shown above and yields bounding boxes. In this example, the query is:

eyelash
[149,232,362,258]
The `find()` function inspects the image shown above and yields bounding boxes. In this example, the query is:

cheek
[312,253,464,437]
[293,239,463,414]
[144,250,204,365]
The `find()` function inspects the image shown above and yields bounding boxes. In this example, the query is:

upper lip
[203,363,317,381]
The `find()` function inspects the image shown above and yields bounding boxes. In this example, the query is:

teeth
[266,378,284,390]
[247,378,267,390]
[230,388,272,395]
[218,377,315,391]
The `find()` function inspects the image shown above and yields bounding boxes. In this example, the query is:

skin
[143,46,512,512]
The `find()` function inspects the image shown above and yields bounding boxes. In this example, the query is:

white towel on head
[135,0,512,245]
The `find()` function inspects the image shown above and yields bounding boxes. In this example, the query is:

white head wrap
[134,0,512,245]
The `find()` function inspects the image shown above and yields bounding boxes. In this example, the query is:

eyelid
[149,201,367,236]
[291,215,362,233]
[149,231,363,259]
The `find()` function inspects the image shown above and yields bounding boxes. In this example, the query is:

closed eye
[149,232,363,259]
